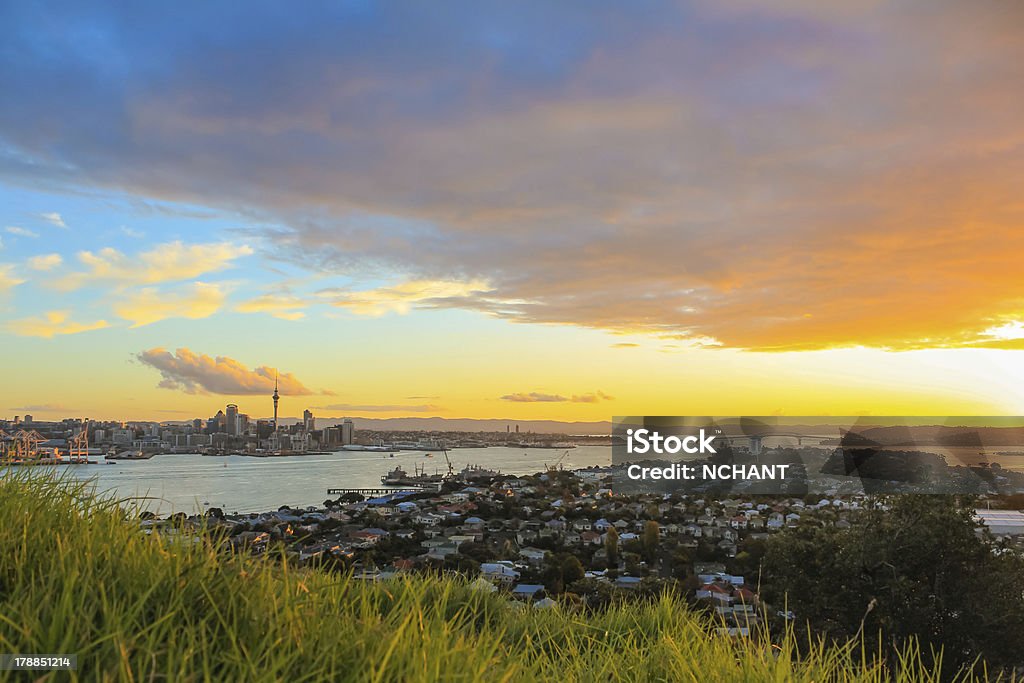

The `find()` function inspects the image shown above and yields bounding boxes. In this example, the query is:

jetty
[326,488,427,498]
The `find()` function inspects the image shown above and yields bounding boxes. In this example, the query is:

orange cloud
[137,347,319,395]
[236,293,307,320]
[314,403,441,413]
[6,310,109,338]
[501,391,613,403]
[114,282,225,327]
[322,279,490,317]
[54,241,252,291]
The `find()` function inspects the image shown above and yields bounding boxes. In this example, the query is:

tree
[541,552,585,594]
[605,527,619,569]
[624,552,642,576]
[642,520,660,562]
[764,495,1024,675]
[731,537,767,579]
[567,577,614,609]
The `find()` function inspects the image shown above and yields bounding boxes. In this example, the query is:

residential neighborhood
[139,465,1024,634]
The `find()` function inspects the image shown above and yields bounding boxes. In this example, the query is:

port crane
[68,421,90,462]
[546,450,571,471]
[7,430,46,462]
[441,448,455,478]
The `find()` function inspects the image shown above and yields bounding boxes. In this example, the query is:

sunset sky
[1,1,1022,422]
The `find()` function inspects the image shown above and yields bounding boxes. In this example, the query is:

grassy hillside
[0,472,991,681]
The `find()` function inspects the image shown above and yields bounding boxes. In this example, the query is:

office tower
[226,404,239,436]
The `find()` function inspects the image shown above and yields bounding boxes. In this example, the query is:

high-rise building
[341,418,354,445]
[226,404,239,436]
[303,409,314,432]
[24,414,33,424]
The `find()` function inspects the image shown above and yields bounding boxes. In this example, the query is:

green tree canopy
[764,495,1024,674]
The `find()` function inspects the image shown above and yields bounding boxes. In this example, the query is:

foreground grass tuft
[0,471,1000,681]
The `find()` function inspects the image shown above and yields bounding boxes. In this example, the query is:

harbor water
[48,446,614,514]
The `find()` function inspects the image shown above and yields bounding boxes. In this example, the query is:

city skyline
[2,1,1023,421]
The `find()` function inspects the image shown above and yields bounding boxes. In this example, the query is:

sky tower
[272,372,280,443]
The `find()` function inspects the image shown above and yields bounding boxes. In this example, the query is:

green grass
[0,471,1002,682]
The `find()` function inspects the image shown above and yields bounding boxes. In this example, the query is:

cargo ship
[105,450,156,460]
[381,464,447,487]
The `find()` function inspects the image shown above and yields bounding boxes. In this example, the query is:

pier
[326,487,427,498]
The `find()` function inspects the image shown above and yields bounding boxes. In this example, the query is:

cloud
[314,403,441,413]
[6,226,38,238]
[0,264,24,292]
[7,403,76,412]
[54,241,253,291]
[120,226,144,238]
[611,342,639,348]
[28,253,62,271]
[6,310,109,338]
[570,391,615,403]
[137,347,317,395]
[1,3,1023,350]
[236,293,307,320]
[321,279,489,317]
[500,391,614,403]
[501,392,567,403]
[113,281,225,327]
[39,212,66,228]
